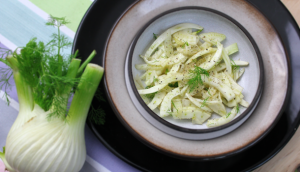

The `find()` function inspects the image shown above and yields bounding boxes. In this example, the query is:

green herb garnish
[171,100,178,113]
[201,97,209,107]
[226,112,231,118]
[195,29,203,34]
[236,104,240,114]
[187,66,209,92]
[144,84,157,99]
[153,76,159,83]
[165,68,169,74]
[168,82,178,87]
[231,59,240,71]
[204,87,211,96]
[153,48,159,54]
[153,33,157,40]
[167,108,173,116]
[181,41,189,48]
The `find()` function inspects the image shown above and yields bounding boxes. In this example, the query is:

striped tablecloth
[0,0,139,171]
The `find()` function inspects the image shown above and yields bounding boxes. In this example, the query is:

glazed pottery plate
[125,7,264,140]
[73,0,300,171]
[104,0,287,158]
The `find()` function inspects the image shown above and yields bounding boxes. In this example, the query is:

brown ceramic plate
[125,7,264,140]
[104,0,288,159]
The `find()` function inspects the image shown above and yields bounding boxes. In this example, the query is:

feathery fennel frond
[188,66,209,92]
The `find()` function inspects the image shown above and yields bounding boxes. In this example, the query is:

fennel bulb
[3,62,103,172]
[0,16,105,172]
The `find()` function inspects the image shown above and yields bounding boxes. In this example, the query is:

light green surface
[29,0,93,32]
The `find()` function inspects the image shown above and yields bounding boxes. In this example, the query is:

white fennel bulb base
[6,105,86,172]
[1,62,104,172]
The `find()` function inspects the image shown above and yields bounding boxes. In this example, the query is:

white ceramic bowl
[125,7,263,140]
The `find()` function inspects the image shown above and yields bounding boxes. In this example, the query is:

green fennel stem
[56,26,63,76]
[0,16,105,123]
[68,64,104,126]
[74,49,79,58]
[57,26,61,58]
[49,59,81,120]
[6,56,34,111]
[57,55,63,77]
[77,50,96,76]
[62,59,81,94]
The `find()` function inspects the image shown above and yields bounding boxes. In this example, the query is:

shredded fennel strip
[135,23,249,127]
[144,23,203,58]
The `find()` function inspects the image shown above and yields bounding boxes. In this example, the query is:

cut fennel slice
[144,23,203,58]
[225,43,239,55]
[207,106,238,127]
[199,32,226,45]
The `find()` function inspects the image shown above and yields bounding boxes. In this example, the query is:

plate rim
[72,0,298,171]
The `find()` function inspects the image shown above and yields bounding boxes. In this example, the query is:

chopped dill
[153,76,158,83]
[165,68,169,74]
[226,112,231,118]
[168,82,178,88]
[201,97,209,107]
[144,84,157,99]
[195,29,203,34]
[167,108,173,116]
[171,100,178,113]
[204,87,211,96]
[187,66,209,92]
[236,104,240,114]
[181,41,189,48]
[152,48,159,55]
[145,92,156,99]
[153,33,158,40]
[231,59,240,71]
[215,60,221,66]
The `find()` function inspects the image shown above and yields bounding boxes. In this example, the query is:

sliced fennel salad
[134,23,250,127]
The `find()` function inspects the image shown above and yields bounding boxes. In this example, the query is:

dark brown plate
[72,0,300,171]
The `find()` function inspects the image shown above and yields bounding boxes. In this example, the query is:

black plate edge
[242,0,299,171]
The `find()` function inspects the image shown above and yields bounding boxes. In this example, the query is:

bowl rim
[127,6,264,134]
